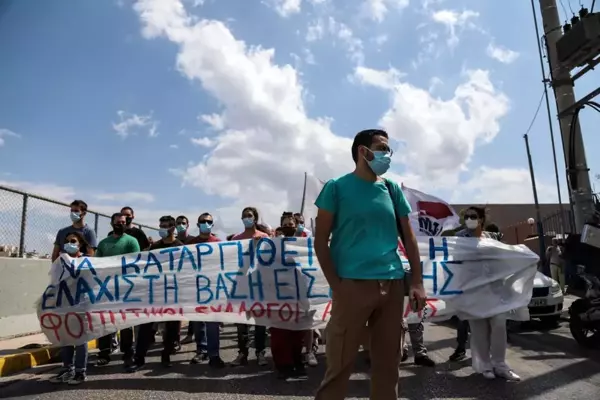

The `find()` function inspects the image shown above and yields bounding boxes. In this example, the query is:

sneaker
[49,369,74,383]
[483,370,495,379]
[277,366,292,380]
[256,351,268,366]
[231,352,248,366]
[208,356,226,368]
[448,348,467,362]
[292,364,308,379]
[495,369,521,381]
[190,353,209,364]
[126,359,145,373]
[305,352,318,367]
[414,355,436,367]
[95,357,110,367]
[401,348,409,362]
[67,372,87,385]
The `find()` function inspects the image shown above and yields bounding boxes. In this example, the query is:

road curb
[0,340,97,377]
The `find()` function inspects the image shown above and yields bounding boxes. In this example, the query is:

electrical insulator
[580,7,589,18]
[564,22,572,32]
[571,15,581,25]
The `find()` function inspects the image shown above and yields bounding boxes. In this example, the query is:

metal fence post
[18,194,28,258]
[94,213,99,235]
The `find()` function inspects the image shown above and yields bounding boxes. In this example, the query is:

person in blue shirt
[313,129,426,400]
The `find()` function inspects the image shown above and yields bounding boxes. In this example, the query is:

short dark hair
[176,215,188,224]
[485,223,500,233]
[465,206,486,224]
[226,234,235,241]
[281,211,294,226]
[70,200,88,212]
[121,206,134,215]
[199,212,212,220]
[159,215,176,226]
[111,212,124,224]
[351,129,389,163]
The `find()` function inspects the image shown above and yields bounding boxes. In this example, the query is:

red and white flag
[401,184,460,237]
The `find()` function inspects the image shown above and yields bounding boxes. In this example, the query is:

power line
[524,91,546,136]
[559,0,569,18]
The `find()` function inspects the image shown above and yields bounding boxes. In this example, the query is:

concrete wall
[0,257,51,339]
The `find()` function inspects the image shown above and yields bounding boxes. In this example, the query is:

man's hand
[409,281,427,312]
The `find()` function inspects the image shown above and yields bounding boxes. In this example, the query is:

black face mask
[113,224,126,235]
[281,226,296,237]
[125,217,133,226]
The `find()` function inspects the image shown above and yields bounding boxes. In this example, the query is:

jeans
[98,328,134,361]
[60,343,88,372]
[236,324,266,356]
[456,319,470,350]
[195,321,221,357]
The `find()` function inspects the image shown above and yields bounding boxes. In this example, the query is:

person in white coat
[456,206,520,381]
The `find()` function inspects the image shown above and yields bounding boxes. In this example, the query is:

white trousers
[468,315,510,373]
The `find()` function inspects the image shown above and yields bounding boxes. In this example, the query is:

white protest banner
[37,237,538,346]
[401,184,461,236]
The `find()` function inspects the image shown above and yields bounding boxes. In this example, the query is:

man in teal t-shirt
[313,129,426,400]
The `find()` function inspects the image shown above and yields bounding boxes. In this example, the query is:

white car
[528,271,564,323]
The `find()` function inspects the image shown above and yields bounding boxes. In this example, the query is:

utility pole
[538,0,595,232]
[300,172,308,215]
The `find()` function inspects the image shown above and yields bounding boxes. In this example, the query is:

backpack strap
[384,178,406,245]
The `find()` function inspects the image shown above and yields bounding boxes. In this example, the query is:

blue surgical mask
[297,224,305,232]
[63,243,79,255]
[70,212,81,223]
[158,228,169,238]
[176,224,187,233]
[366,150,391,176]
[242,217,255,228]
[198,222,213,234]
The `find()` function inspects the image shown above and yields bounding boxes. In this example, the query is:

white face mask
[465,219,479,229]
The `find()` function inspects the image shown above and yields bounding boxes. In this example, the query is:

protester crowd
[46,129,523,399]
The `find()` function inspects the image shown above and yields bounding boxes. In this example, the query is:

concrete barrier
[0,257,50,339]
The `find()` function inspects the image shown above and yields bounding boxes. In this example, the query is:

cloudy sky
[1,0,599,247]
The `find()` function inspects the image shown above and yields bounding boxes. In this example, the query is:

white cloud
[431,9,479,48]
[353,67,510,186]
[0,128,20,147]
[190,136,216,147]
[132,0,352,230]
[353,66,405,90]
[486,43,519,64]
[264,0,302,17]
[303,48,316,65]
[451,167,559,204]
[362,0,409,23]
[373,34,388,46]
[305,17,364,63]
[170,144,179,149]
[112,110,159,138]
[93,191,155,203]
[199,113,225,130]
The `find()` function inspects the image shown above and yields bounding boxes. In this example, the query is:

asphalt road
[1,319,599,400]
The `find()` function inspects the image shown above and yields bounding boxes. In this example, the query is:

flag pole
[300,172,308,215]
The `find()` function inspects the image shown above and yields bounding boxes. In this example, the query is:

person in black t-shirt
[127,215,183,372]
[108,206,150,250]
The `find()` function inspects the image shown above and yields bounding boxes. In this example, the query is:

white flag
[401,184,460,236]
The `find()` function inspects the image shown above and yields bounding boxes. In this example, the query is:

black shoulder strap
[384,179,406,245]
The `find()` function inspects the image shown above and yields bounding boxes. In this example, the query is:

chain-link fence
[0,185,159,258]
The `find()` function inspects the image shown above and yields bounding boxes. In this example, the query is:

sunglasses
[198,220,213,224]
[464,214,478,220]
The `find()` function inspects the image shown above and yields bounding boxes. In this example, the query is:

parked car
[528,271,564,323]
